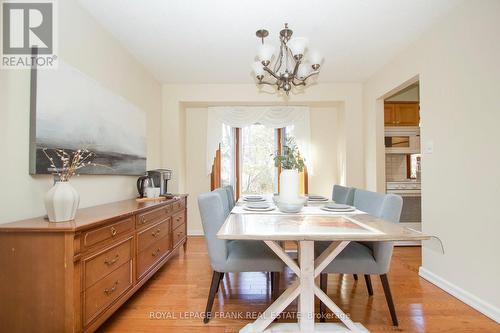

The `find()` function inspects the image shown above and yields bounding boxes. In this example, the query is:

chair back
[223,185,236,210]
[353,188,403,274]
[353,189,402,223]
[213,187,230,217]
[198,192,228,271]
[332,185,354,205]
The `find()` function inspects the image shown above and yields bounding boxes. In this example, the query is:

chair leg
[364,274,373,296]
[204,271,222,324]
[319,273,328,322]
[271,272,280,300]
[216,272,225,293]
[353,274,358,281]
[380,274,398,326]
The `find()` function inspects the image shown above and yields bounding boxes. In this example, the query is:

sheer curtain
[206,106,311,175]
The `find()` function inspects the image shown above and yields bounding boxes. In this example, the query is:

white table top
[217,213,429,242]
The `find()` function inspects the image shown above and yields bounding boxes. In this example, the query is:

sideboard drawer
[83,237,133,289]
[83,217,134,248]
[172,199,185,213]
[136,204,172,228]
[172,211,185,231]
[84,261,132,326]
[137,219,170,253]
[136,235,170,279]
[172,224,186,248]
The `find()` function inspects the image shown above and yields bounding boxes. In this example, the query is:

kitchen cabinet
[384,102,420,126]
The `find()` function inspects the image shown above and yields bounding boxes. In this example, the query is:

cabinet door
[396,103,420,126]
[384,104,395,125]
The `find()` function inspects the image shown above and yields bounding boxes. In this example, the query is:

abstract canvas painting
[29,61,147,175]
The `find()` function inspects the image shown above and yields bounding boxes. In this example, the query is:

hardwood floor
[99,237,499,333]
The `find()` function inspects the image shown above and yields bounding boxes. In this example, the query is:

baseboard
[187,230,204,236]
[419,267,500,323]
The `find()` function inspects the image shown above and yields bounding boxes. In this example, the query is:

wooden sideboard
[0,195,188,333]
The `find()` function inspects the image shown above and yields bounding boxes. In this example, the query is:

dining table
[217,196,430,333]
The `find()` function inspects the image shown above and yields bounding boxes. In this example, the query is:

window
[217,124,307,199]
[240,124,278,195]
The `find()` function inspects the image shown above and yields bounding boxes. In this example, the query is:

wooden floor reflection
[98,237,499,333]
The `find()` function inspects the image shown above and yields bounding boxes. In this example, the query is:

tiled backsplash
[386,155,407,181]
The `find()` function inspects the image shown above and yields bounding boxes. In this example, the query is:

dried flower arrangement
[42,148,104,181]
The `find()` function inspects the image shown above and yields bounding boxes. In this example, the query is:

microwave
[385,126,420,154]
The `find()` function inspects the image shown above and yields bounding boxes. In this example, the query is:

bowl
[273,195,307,204]
[277,201,304,213]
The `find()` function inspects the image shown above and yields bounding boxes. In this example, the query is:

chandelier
[252,23,323,95]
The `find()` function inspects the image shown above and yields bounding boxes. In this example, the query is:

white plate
[324,203,352,209]
[244,195,264,199]
[243,206,275,212]
[246,203,271,209]
[308,197,329,202]
[320,206,356,212]
[243,197,267,202]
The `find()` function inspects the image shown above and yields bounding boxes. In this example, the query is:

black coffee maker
[146,169,172,196]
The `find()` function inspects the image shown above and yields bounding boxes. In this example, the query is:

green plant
[273,137,305,172]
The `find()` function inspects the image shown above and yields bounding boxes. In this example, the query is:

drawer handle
[140,216,146,224]
[152,248,161,257]
[104,254,119,266]
[152,228,161,237]
[176,217,181,222]
[110,227,117,237]
[104,281,119,296]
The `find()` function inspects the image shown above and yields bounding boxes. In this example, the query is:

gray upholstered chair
[213,187,230,216]
[318,189,403,326]
[198,191,284,323]
[223,185,236,210]
[331,185,359,280]
[332,184,355,205]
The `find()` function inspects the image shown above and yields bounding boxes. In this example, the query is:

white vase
[44,181,80,222]
[279,169,300,203]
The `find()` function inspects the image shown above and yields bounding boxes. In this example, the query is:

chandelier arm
[292,59,301,78]
[292,80,306,86]
[264,67,281,80]
[257,80,278,86]
[292,70,320,86]
[274,43,284,73]
[300,71,321,81]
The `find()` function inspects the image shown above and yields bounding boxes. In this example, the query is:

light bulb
[258,44,275,65]
[309,49,323,68]
[287,37,308,58]
[252,61,264,78]
[297,63,311,80]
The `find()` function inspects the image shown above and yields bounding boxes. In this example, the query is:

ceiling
[78,0,461,84]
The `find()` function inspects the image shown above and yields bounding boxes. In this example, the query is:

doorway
[383,81,422,246]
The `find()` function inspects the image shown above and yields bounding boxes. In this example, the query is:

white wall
[363,0,500,322]
[0,0,162,223]
[184,105,342,235]
[184,108,209,235]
